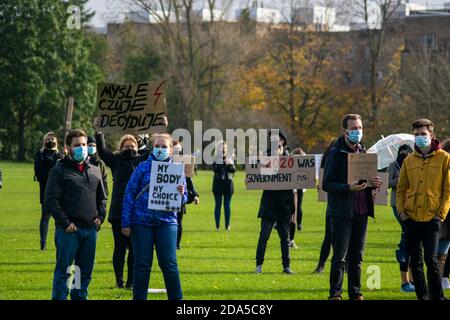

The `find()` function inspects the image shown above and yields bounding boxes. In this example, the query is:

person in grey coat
[388,144,414,292]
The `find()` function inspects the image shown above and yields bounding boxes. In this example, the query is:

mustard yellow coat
[396,149,450,222]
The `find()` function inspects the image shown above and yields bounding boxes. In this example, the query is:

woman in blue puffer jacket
[122,133,187,300]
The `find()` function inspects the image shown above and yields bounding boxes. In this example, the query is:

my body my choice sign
[148,161,185,212]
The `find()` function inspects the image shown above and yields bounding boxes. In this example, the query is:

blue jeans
[52,226,97,300]
[213,193,232,229]
[392,206,410,272]
[131,224,182,300]
[40,204,50,245]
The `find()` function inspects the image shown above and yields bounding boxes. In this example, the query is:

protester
[255,130,295,274]
[388,144,415,292]
[323,114,382,300]
[87,136,108,196]
[397,119,450,300]
[44,129,107,300]
[94,119,144,289]
[121,133,187,300]
[173,140,199,250]
[212,141,235,230]
[34,132,63,250]
[289,147,306,249]
[436,139,450,289]
[313,139,336,274]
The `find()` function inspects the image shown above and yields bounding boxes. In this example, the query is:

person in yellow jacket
[397,119,450,300]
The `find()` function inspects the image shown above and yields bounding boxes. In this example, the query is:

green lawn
[0,160,416,300]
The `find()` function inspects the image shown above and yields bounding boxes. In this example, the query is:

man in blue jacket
[323,114,381,300]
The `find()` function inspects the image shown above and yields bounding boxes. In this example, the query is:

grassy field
[0,160,417,300]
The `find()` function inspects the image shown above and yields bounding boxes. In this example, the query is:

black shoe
[125,282,133,290]
[283,267,294,274]
[40,243,46,251]
[177,244,181,250]
[313,264,325,274]
[116,281,124,289]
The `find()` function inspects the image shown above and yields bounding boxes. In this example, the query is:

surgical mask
[415,135,431,148]
[88,146,97,156]
[153,147,169,161]
[347,129,363,144]
[72,146,88,162]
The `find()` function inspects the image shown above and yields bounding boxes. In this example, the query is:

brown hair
[153,133,173,147]
[341,114,362,129]
[292,147,306,155]
[118,134,138,152]
[65,129,87,146]
[412,119,434,134]
[442,139,450,153]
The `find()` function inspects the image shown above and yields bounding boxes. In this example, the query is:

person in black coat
[34,132,63,250]
[87,136,109,196]
[173,141,200,249]
[255,129,295,274]
[212,141,235,230]
[322,114,381,300]
[94,118,148,289]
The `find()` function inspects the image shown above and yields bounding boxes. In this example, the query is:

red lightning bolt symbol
[154,81,166,107]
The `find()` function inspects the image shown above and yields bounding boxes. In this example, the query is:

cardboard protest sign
[347,153,378,187]
[148,161,184,212]
[318,168,327,202]
[374,172,389,206]
[245,155,316,190]
[173,155,195,178]
[96,80,167,134]
[64,97,74,133]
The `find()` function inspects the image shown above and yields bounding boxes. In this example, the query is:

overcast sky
[86,0,447,27]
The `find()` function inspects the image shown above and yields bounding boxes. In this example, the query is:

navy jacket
[322,135,375,219]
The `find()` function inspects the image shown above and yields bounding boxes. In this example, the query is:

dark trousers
[213,193,232,229]
[392,207,410,272]
[111,220,133,286]
[329,215,368,299]
[444,253,450,278]
[404,219,444,300]
[52,226,97,300]
[256,218,290,268]
[131,224,182,300]
[177,211,183,247]
[40,204,51,245]
[318,215,333,267]
[289,190,304,240]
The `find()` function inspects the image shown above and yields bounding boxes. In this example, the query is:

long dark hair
[396,144,413,168]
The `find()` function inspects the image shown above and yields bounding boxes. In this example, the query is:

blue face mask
[347,129,363,144]
[415,135,431,148]
[153,147,170,161]
[88,146,97,156]
[72,146,88,162]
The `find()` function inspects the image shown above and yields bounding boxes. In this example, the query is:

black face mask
[122,149,138,159]
[45,141,56,149]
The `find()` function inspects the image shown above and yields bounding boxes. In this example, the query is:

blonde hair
[118,134,138,152]
[41,132,58,151]
[152,133,173,147]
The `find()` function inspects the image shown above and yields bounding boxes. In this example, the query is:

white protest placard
[374,172,389,206]
[173,155,195,178]
[148,161,185,212]
[347,153,378,187]
[245,155,316,190]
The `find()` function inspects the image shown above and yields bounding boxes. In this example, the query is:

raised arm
[96,133,117,169]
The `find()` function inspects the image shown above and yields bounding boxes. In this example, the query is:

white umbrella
[367,134,415,170]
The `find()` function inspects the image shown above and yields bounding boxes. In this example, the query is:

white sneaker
[255,265,262,274]
[443,277,450,290]
[289,240,298,249]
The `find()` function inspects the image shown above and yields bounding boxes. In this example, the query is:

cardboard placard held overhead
[64,97,74,133]
[318,168,327,202]
[96,80,167,134]
[374,171,389,206]
[173,155,196,178]
[148,161,185,212]
[347,153,378,187]
[245,155,316,190]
